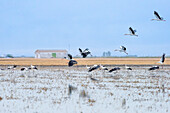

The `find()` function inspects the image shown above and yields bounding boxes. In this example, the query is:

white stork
[151,11,166,21]
[108,67,120,72]
[148,66,159,71]
[68,54,78,67]
[79,48,92,58]
[99,64,108,70]
[114,46,128,55]
[125,65,132,70]
[20,67,30,71]
[7,65,17,70]
[157,53,165,69]
[124,27,138,37]
[88,65,100,72]
[158,53,165,64]
[30,65,38,70]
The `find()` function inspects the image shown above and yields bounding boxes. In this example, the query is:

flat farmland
[0,58,170,66]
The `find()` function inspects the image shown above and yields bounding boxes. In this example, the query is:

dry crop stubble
[0,58,170,65]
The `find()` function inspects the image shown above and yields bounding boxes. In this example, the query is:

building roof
[35,50,68,53]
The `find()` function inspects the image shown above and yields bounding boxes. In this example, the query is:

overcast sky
[0,0,170,56]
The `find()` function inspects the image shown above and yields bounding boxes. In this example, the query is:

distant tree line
[102,51,111,57]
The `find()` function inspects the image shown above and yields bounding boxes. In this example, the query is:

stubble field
[0,58,170,66]
[0,58,169,113]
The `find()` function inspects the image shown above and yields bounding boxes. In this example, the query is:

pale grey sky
[0,0,170,56]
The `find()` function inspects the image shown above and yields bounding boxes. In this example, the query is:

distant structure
[35,50,68,58]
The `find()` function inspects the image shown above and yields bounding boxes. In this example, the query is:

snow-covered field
[0,66,169,113]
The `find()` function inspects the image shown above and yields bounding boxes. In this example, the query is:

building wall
[35,51,68,58]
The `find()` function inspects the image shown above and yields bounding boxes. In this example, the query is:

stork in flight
[157,53,165,64]
[114,46,128,55]
[157,53,165,69]
[151,11,166,21]
[68,54,78,67]
[124,27,138,37]
[79,48,92,58]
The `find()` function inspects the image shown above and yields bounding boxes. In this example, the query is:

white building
[35,50,68,58]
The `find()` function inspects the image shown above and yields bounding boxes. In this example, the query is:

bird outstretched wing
[160,53,165,63]
[129,27,135,35]
[79,48,82,53]
[154,11,161,20]
[68,54,72,59]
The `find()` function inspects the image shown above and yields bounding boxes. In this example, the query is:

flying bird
[157,53,166,69]
[68,54,78,67]
[124,27,138,37]
[109,67,120,72]
[79,48,92,58]
[88,65,100,72]
[114,46,128,55]
[151,11,166,21]
[158,53,165,64]
[148,66,159,71]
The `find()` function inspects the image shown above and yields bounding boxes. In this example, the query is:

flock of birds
[67,11,166,72]
[0,11,167,99]
[67,48,165,72]
[115,11,165,55]
[0,64,38,71]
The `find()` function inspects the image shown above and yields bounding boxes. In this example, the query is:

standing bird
[7,65,17,70]
[99,64,108,70]
[124,27,138,37]
[79,48,92,58]
[86,65,91,70]
[151,11,166,21]
[68,54,78,67]
[88,65,100,72]
[125,65,132,70]
[20,67,30,71]
[30,65,38,70]
[114,46,128,55]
